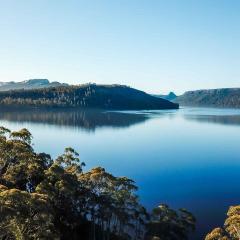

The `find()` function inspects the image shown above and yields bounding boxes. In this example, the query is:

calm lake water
[0,106,240,239]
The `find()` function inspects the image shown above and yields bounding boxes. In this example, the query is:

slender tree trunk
[91,210,96,240]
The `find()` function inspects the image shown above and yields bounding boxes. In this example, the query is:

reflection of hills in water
[0,108,149,131]
[184,114,240,126]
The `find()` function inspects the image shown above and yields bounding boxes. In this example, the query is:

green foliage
[0,126,193,240]
[80,167,148,239]
[205,205,240,240]
[145,204,196,240]
[0,187,58,239]
[205,228,229,240]
[0,127,51,191]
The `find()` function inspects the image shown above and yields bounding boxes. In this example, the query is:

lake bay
[0,107,240,239]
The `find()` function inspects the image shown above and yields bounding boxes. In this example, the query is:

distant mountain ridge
[0,84,179,110]
[153,92,177,101]
[0,79,67,91]
[175,88,240,108]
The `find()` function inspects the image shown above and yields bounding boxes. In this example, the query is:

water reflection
[0,107,149,131]
[0,107,240,239]
[1,107,240,131]
[180,107,240,126]
[184,114,240,126]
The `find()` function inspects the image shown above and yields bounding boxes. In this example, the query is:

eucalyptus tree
[0,185,58,239]
[205,228,229,240]
[205,205,240,240]
[80,167,117,240]
[111,177,148,239]
[80,168,148,240]
[36,147,87,239]
[145,204,196,240]
[0,126,52,191]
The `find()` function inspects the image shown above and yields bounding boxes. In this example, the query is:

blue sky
[0,0,239,94]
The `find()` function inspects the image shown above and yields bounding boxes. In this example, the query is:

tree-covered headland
[0,84,179,110]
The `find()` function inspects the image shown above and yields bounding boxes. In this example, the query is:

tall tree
[0,186,58,239]
[145,204,196,240]
[205,205,240,240]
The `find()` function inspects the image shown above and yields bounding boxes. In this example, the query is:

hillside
[175,88,240,108]
[0,84,179,110]
[0,79,67,91]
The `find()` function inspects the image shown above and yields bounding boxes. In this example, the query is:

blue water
[1,107,240,239]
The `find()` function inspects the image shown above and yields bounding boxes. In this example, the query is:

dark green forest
[0,127,239,240]
[0,84,178,110]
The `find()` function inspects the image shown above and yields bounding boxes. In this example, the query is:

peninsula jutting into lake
[0,82,179,110]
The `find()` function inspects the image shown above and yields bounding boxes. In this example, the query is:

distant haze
[0,1,240,94]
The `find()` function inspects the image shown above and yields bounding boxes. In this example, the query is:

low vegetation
[0,127,195,240]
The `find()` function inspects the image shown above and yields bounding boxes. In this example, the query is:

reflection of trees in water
[184,114,240,126]
[0,107,149,131]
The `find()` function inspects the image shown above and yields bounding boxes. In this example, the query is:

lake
[0,106,240,239]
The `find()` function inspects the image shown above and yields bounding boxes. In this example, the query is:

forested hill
[175,88,240,108]
[0,84,179,110]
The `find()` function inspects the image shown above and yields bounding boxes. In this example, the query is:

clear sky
[0,0,240,94]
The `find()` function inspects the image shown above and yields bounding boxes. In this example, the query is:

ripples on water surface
[0,106,240,239]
